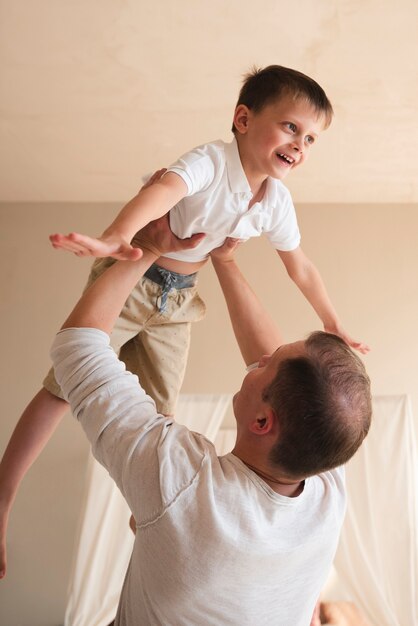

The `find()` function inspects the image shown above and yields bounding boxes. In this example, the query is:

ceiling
[1,0,418,203]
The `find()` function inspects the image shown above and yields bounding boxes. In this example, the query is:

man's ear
[249,406,277,436]
[233,104,251,135]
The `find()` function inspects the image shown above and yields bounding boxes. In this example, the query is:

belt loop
[158,268,176,313]
[143,264,198,313]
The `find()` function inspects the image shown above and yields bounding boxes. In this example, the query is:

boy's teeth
[277,153,294,164]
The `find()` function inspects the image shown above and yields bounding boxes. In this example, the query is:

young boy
[0,65,368,579]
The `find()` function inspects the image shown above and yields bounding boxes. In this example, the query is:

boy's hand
[324,323,370,355]
[210,237,243,264]
[49,232,143,261]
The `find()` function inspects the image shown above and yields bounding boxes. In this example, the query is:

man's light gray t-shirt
[51,328,346,626]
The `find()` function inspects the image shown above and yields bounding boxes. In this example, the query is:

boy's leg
[105,267,205,415]
[128,322,191,416]
[1,257,146,577]
[0,387,68,578]
[129,284,206,416]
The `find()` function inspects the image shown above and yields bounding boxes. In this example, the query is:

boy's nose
[291,139,304,153]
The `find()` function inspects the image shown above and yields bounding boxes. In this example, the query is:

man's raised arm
[210,239,283,366]
[62,217,204,334]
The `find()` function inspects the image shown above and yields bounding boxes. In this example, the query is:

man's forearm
[62,249,158,333]
[212,258,283,365]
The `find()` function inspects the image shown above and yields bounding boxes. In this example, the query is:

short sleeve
[264,183,301,251]
[166,144,218,196]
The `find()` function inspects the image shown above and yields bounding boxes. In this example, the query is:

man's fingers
[117,248,144,261]
[357,343,370,355]
[183,233,205,248]
[346,337,371,355]
[140,168,167,191]
[150,168,167,182]
[225,237,243,249]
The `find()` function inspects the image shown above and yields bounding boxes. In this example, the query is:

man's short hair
[231,65,334,132]
[262,332,371,478]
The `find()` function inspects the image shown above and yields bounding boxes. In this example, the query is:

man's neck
[233,451,304,498]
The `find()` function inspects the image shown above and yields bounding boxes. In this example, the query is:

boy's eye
[305,135,315,145]
[284,122,297,133]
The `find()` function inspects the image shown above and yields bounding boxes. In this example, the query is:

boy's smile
[234,96,326,192]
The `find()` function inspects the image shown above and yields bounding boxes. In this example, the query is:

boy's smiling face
[234,95,326,185]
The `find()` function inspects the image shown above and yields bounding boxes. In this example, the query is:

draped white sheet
[64,394,232,626]
[65,394,418,626]
[329,395,418,626]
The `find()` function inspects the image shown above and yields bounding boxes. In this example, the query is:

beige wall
[0,202,417,624]
[2,0,418,206]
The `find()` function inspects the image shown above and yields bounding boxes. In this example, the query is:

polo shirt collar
[225,137,252,194]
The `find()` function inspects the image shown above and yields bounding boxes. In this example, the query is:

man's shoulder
[316,465,346,502]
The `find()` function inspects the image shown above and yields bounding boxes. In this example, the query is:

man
[51,217,371,626]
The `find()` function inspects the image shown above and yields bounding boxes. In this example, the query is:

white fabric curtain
[64,394,232,626]
[330,395,418,626]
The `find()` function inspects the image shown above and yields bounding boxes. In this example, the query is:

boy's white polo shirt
[164,137,301,263]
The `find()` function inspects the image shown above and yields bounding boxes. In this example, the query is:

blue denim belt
[144,263,198,312]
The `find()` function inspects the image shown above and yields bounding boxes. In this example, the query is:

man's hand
[210,237,243,265]
[140,168,167,190]
[133,214,205,258]
[324,322,370,355]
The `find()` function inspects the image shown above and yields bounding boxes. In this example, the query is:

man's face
[233,340,306,425]
[240,96,325,181]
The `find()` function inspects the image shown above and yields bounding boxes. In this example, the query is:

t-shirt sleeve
[264,186,301,251]
[166,144,217,196]
[50,328,205,524]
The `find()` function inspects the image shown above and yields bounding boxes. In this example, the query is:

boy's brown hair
[232,64,334,132]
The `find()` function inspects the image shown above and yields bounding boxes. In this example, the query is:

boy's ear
[249,406,277,436]
[233,104,251,135]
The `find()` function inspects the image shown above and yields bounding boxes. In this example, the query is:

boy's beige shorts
[43,258,206,415]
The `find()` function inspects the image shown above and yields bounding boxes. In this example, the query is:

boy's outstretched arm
[277,246,370,354]
[211,239,284,366]
[50,170,187,261]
